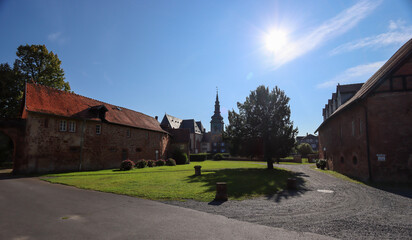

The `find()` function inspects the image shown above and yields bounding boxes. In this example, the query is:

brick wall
[319,82,412,182]
[22,112,169,173]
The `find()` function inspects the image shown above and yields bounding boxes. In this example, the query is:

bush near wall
[120,160,135,171]
[136,160,148,168]
[166,158,176,166]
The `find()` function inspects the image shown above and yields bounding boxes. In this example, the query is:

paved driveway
[166,164,412,239]
[0,175,333,240]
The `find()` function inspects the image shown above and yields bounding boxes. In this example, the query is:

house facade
[160,89,227,154]
[317,39,412,182]
[1,83,169,173]
[296,134,319,152]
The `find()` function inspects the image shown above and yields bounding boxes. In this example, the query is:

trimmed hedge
[147,160,156,167]
[213,153,224,161]
[190,153,209,162]
[136,160,148,168]
[155,159,166,166]
[166,158,176,166]
[120,159,135,171]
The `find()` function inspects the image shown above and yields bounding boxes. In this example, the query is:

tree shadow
[186,168,306,202]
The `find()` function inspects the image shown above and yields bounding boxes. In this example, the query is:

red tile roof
[23,83,167,133]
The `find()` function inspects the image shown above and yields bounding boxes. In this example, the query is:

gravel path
[164,164,412,239]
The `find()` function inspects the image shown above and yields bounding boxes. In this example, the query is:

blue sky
[1,0,411,135]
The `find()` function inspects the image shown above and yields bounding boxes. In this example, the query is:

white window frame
[96,124,101,135]
[68,121,76,132]
[59,120,67,132]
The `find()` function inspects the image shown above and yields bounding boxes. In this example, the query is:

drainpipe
[364,105,373,182]
[79,120,86,171]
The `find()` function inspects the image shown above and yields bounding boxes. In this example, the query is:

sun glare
[265,29,288,53]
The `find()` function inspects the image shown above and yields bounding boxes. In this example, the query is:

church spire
[211,87,224,133]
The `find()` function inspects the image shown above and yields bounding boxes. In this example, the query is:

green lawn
[43,161,293,202]
[310,165,364,184]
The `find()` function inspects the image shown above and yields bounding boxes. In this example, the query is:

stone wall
[21,112,169,173]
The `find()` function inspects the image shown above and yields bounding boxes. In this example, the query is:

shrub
[190,153,208,162]
[172,148,189,165]
[297,143,313,158]
[147,160,156,167]
[316,159,327,170]
[213,153,224,161]
[166,158,176,166]
[155,159,166,166]
[136,159,147,168]
[120,159,135,171]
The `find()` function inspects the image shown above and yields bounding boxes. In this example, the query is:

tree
[225,85,297,169]
[0,44,70,118]
[14,44,70,91]
[297,143,313,158]
[0,63,24,118]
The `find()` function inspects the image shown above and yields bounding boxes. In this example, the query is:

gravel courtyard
[164,164,412,240]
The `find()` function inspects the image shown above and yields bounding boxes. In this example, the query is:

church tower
[210,88,224,134]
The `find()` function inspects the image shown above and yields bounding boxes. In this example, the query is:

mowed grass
[42,161,293,202]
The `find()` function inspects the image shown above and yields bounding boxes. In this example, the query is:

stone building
[160,89,227,154]
[316,39,412,182]
[0,83,169,173]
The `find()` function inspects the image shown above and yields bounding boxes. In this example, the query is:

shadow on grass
[186,168,306,203]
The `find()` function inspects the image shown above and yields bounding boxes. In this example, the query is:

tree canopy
[297,143,314,157]
[225,85,297,169]
[0,44,70,118]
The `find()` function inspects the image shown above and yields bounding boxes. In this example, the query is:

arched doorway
[0,131,14,170]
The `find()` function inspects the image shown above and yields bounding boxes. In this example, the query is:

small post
[287,178,297,190]
[194,165,202,176]
[215,182,228,201]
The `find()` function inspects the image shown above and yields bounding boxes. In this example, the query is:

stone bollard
[194,165,202,176]
[214,182,228,201]
[287,178,297,190]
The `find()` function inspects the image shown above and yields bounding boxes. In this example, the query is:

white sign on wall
[377,154,386,162]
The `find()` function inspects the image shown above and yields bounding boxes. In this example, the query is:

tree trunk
[266,158,273,169]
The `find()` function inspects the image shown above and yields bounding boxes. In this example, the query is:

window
[96,124,101,135]
[59,120,67,132]
[126,129,131,137]
[68,121,76,132]
[155,150,159,160]
[221,142,225,146]
[353,156,358,165]
[213,143,217,146]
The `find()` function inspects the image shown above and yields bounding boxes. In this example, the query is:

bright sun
[265,29,288,53]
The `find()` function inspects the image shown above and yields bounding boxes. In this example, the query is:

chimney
[155,116,158,121]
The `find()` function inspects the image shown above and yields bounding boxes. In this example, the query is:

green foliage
[172,148,188,165]
[190,153,210,162]
[213,153,224,161]
[166,158,176,166]
[136,160,147,168]
[147,160,156,167]
[120,160,134,171]
[297,143,313,157]
[225,85,297,168]
[0,44,71,118]
[316,159,327,170]
[0,63,24,118]
[14,44,70,91]
[155,159,166,166]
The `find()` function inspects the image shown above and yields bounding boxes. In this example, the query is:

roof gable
[317,38,412,132]
[24,83,166,133]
